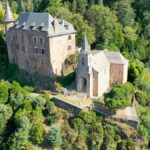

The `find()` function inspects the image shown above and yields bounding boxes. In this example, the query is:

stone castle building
[4,2,76,76]
[76,34,129,98]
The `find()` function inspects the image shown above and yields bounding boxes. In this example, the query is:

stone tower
[4,1,15,33]
[76,33,93,97]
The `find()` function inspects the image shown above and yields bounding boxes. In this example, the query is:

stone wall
[93,101,138,130]
[49,34,76,76]
[51,97,84,114]
[7,28,52,76]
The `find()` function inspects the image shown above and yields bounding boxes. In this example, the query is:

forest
[0,0,150,149]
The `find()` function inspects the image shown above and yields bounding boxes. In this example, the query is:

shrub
[14,101,32,126]
[33,96,47,108]
[30,123,45,145]
[135,90,149,106]
[47,124,62,147]
[46,100,55,114]
[78,111,97,124]
[0,104,13,121]
[71,118,84,131]
[0,80,10,104]
[47,115,58,125]
[104,82,134,110]
[31,107,44,123]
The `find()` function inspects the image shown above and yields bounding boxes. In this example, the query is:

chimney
[54,17,58,33]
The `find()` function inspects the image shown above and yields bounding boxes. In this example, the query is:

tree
[0,115,6,146]
[0,104,13,121]
[88,5,124,48]
[72,0,77,13]
[112,0,135,27]
[88,123,103,150]
[44,0,62,15]
[33,96,47,108]
[76,0,88,14]
[47,124,62,147]
[31,107,44,123]
[55,7,95,46]
[128,60,144,82]
[8,116,32,150]
[78,111,97,124]
[0,80,9,104]
[71,118,84,131]
[104,82,135,110]
[46,100,55,114]
[117,139,135,150]
[18,0,26,13]
[14,101,32,126]
[135,90,149,106]
[30,122,45,144]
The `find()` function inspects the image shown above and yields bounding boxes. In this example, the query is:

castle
[4,1,76,77]
[76,34,128,98]
[4,2,129,98]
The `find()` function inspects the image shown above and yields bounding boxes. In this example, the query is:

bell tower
[4,1,15,33]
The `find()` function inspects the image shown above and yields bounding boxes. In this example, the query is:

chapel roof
[90,49,128,72]
[13,12,76,37]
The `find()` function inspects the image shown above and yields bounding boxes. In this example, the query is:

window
[68,35,72,40]
[40,38,43,44]
[82,58,85,66]
[33,37,36,43]
[67,45,72,51]
[41,49,45,54]
[33,47,38,53]
[22,46,25,52]
[65,25,69,30]
[41,59,44,64]
[26,60,29,66]
[35,66,37,70]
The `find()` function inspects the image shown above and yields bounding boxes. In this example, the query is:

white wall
[98,66,110,97]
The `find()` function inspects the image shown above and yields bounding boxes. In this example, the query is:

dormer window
[39,23,44,31]
[30,22,35,30]
[21,22,26,29]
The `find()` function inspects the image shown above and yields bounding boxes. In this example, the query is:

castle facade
[4,2,76,77]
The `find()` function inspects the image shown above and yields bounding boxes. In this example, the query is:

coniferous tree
[72,0,77,13]
[47,124,62,147]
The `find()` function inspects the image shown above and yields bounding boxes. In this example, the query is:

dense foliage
[0,0,150,149]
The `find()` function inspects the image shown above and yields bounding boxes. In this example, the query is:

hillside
[0,0,150,150]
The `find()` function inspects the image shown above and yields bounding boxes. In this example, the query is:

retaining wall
[51,97,84,114]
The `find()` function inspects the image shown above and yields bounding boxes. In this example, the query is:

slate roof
[14,12,76,37]
[103,50,129,64]
[89,49,128,72]
[82,33,90,53]
[4,1,15,23]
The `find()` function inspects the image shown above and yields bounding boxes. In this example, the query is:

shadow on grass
[55,72,75,88]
